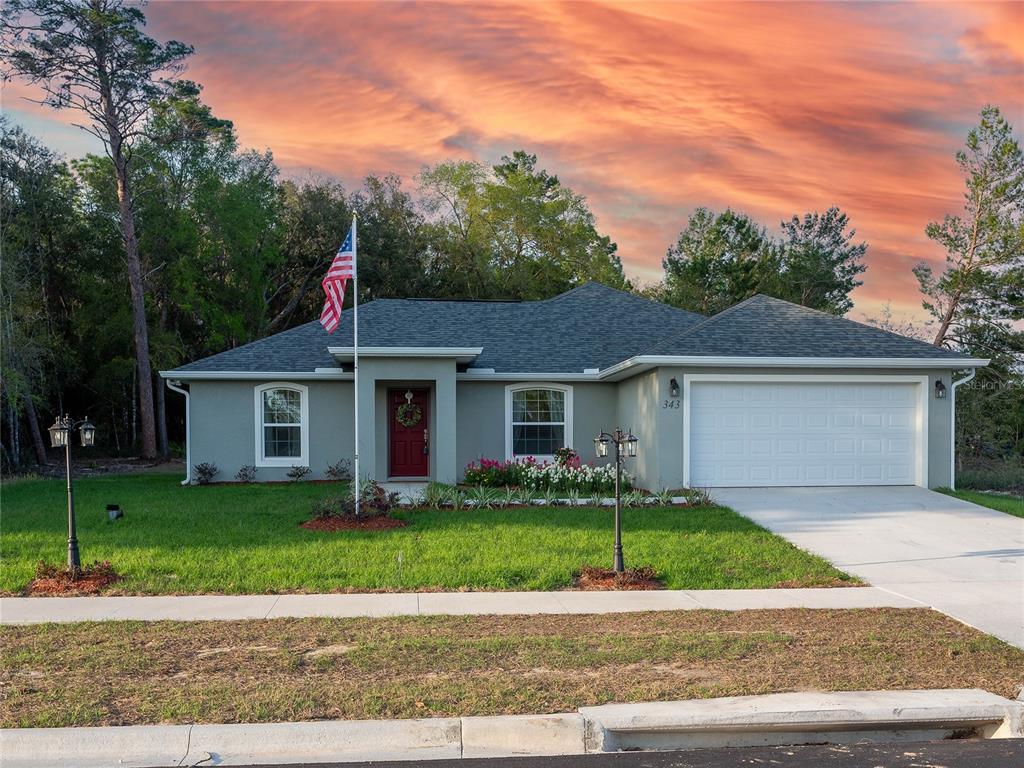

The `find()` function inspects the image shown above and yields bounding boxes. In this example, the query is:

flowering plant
[464,457,529,487]
[553,447,580,467]
[463,455,629,493]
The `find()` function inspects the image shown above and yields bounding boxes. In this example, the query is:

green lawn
[941,488,1024,518]
[0,473,853,594]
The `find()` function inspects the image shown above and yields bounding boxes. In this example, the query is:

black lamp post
[594,427,638,573]
[47,415,96,575]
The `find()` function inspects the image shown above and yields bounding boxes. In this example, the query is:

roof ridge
[639,294,761,355]
[545,281,707,320]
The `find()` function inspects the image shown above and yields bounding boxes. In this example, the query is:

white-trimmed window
[504,383,573,461]
[254,383,309,467]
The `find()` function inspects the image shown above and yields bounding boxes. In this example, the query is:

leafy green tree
[351,174,432,301]
[773,207,867,315]
[662,208,773,315]
[420,151,626,299]
[662,207,866,316]
[913,105,1023,349]
[911,106,1023,478]
[0,122,84,464]
[265,177,350,331]
[2,0,195,457]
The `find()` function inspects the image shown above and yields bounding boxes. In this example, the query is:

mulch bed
[573,565,663,590]
[26,561,120,596]
[300,516,408,532]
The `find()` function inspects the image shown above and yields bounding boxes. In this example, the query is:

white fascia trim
[164,380,191,485]
[254,382,310,468]
[328,346,483,363]
[600,355,989,380]
[681,373,930,488]
[458,371,601,381]
[159,370,353,381]
[504,382,574,462]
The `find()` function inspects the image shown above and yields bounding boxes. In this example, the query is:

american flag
[319,225,355,333]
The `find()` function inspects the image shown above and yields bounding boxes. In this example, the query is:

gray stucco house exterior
[162,282,986,490]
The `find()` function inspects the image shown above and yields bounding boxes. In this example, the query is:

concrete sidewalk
[0,586,922,625]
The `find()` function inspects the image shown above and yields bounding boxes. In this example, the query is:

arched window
[254,383,309,467]
[504,383,573,461]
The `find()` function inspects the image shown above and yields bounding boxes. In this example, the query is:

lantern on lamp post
[47,415,96,575]
[593,427,639,573]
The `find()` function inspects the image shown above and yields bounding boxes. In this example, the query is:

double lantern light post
[594,428,638,574]
[47,415,96,575]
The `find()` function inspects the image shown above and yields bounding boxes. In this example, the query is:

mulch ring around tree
[573,565,663,591]
[26,561,120,596]
[300,516,408,532]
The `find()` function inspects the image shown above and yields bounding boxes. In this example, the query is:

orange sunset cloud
[5,0,1022,321]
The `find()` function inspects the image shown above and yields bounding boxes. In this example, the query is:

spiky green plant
[514,487,535,507]
[622,489,645,508]
[422,482,451,510]
[466,485,497,509]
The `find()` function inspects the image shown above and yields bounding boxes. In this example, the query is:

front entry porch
[346,354,460,484]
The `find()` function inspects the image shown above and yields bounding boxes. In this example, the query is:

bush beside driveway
[0,474,853,594]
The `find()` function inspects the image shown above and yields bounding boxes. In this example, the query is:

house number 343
[662,399,681,409]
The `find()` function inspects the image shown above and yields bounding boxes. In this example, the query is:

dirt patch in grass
[25,561,120,596]
[300,516,408,532]
[574,565,663,590]
[2,608,1022,728]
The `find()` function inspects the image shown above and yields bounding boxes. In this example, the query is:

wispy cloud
[12,0,1023,319]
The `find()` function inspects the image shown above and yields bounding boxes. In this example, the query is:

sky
[4,0,1022,322]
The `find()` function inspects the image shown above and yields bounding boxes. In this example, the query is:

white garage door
[688,380,922,487]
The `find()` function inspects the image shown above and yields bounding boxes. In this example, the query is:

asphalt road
[233,739,1024,768]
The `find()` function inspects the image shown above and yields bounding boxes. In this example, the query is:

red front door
[388,388,430,478]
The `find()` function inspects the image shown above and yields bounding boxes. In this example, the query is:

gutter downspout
[165,379,191,486]
[949,368,976,491]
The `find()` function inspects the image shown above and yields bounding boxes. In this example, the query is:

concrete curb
[0,586,923,625]
[2,689,1021,767]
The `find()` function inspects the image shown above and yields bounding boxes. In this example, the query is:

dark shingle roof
[644,294,968,359]
[169,282,706,374]
[168,285,975,376]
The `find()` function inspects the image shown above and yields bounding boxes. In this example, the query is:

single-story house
[161,282,987,489]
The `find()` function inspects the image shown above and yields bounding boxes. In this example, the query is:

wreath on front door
[396,402,423,428]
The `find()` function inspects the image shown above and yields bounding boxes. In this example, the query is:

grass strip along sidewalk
[941,488,1024,518]
[1,474,853,594]
[3,609,1021,728]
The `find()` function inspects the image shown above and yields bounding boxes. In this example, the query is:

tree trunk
[155,372,169,458]
[23,393,49,465]
[932,299,959,348]
[7,401,20,466]
[115,157,158,458]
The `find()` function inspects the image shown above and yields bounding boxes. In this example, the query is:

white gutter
[158,370,353,381]
[949,368,977,491]
[598,355,991,380]
[165,379,191,486]
[457,371,601,381]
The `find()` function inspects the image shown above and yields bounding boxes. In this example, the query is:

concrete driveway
[714,486,1024,648]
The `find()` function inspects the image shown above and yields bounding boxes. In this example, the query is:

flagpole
[352,214,360,517]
